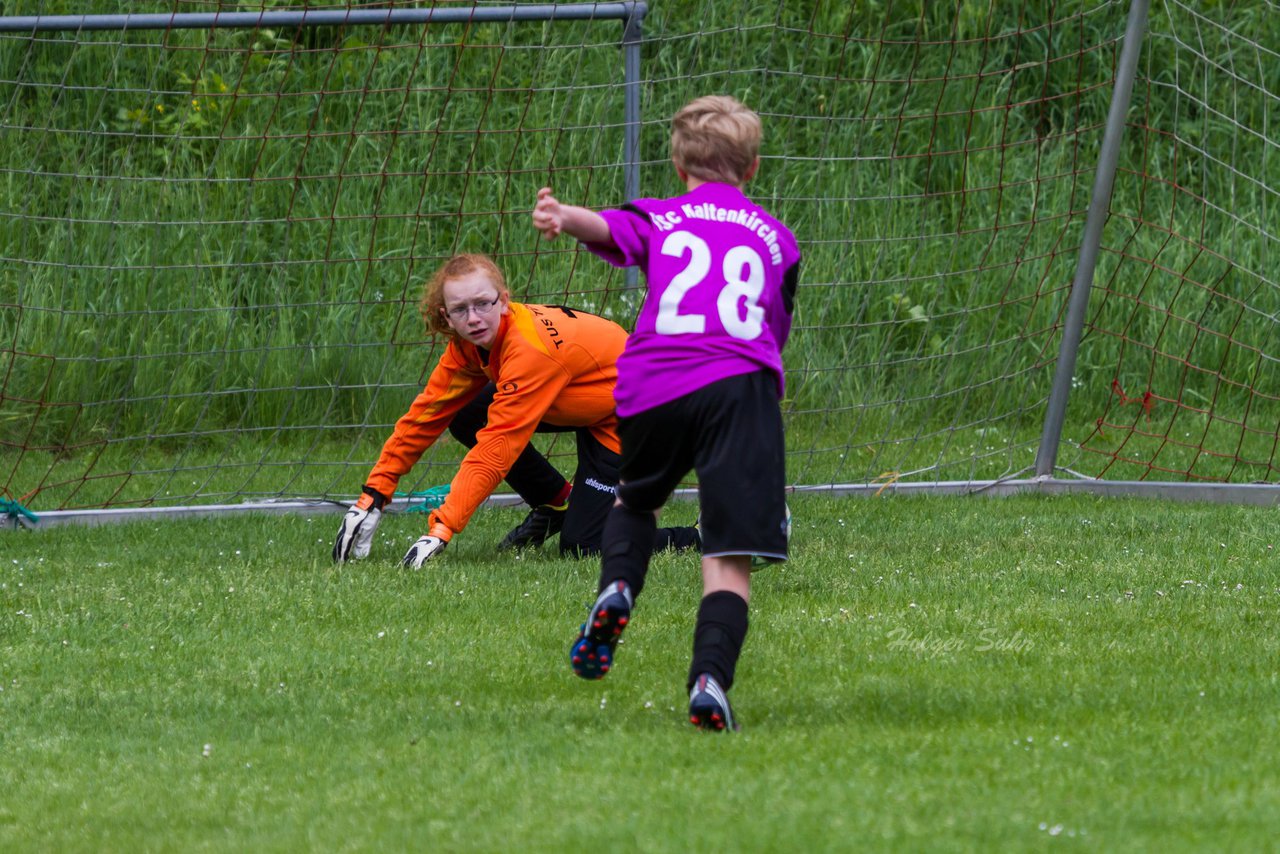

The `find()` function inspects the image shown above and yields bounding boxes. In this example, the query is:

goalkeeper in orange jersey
[332,252,699,567]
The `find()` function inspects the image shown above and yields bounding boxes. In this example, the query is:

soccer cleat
[569,581,633,680]
[688,673,738,732]
[497,502,568,551]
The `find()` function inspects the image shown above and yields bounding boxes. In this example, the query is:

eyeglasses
[445,296,501,321]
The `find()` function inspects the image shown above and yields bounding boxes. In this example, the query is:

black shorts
[617,370,788,561]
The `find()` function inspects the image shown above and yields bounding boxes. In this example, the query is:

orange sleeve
[364,341,487,500]
[429,343,571,534]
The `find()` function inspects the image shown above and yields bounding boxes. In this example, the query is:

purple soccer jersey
[586,182,801,417]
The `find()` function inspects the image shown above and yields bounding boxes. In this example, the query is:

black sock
[599,503,656,599]
[688,590,749,692]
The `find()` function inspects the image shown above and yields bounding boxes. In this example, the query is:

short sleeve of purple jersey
[583,206,654,268]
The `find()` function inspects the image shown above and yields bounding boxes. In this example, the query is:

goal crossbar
[0,3,649,33]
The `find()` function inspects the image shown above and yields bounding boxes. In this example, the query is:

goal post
[3,0,1279,529]
[1034,0,1150,479]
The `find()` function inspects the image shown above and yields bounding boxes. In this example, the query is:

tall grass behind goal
[1,1,1277,525]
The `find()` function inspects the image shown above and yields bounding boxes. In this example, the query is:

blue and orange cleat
[688,673,738,732]
[569,580,633,680]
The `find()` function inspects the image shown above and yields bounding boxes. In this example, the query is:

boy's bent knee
[615,482,669,515]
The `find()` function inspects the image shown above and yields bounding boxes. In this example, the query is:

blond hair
[670,95,762,186]
[419,253,509,338]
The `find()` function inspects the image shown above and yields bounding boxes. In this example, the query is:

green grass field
[3,492,1278,851]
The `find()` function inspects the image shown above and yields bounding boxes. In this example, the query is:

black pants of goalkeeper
[448,383,700,557]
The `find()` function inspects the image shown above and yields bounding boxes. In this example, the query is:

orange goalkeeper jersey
[365,302,626,534]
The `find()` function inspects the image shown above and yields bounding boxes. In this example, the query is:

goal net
[1,1,1277,524]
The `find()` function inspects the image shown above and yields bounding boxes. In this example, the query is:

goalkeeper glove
[332,486,387,562]
[402,520,453,569]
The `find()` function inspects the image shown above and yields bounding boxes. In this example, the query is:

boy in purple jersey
[533,95,800,731]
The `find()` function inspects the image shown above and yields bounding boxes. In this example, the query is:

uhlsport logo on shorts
[583,477,617,495]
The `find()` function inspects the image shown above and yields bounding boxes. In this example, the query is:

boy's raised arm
[533,187,614,246]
